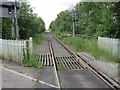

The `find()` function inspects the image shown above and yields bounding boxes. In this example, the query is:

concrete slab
[58,69,110,88]
[37,82,57,88]
[38,66,58,87]
[2,68,58,88]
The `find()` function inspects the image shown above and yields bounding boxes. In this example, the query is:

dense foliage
[50,10,72,33]
[50,2,120,38]
[2,2,45,39]
[2,18,12,39]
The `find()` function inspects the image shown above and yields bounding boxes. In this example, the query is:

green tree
[75,2,120,38]
[50,10,72,33]
[18,2,45,39]
[111,2,120,38]
[2,18,12,39]
[2,2,45,39]
[50,2,120,38]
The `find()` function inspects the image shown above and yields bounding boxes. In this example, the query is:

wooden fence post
[118,39,120,59]
[0,39,2,58]
[28,37,32,55]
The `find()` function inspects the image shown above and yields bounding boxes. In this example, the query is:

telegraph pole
[13,0,19,39]
[73,20,75,37]
[72,9,76,37]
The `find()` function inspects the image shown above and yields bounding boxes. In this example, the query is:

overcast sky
[1,0,119,29]
[28,0,81,29]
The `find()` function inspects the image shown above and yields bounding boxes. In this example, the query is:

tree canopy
[2,2,45,39]
[50,2,120,38]
[50,10,72,33]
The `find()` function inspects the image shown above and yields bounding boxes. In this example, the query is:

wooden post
[26,40,29,62]
[0,39,2,58]
[28,37,32,55]
[118,39,120,59]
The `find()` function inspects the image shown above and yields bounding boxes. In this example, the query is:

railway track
[36,33,119,89]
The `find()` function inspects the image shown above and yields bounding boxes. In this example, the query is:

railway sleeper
[36,54,54,66]
[36,54,84,70]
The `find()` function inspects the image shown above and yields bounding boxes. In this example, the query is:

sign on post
[0,1,20,39]
[0,2,20,18]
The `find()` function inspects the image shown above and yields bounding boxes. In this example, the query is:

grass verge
[26,33,45,68]
[33,33,45,49]
[52,31,72,39]
[61,37,119,63]
[22,54,42,69]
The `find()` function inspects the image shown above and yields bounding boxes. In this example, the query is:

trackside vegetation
[58,62,66,71]
[61,37,119,63]
[24,33,45,68]
[22,53,42,69]
[33,33,45,49]
[53,31,72,39]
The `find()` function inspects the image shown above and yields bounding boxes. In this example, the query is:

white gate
[0,37,32,62]
[98,37,120,59]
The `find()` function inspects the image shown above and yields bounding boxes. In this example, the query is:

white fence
[0,37,32,62]
[98,37,120,59]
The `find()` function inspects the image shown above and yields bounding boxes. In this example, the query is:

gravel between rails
[34,33,72,57]
[34,33,50,55]
[50,35,71,57]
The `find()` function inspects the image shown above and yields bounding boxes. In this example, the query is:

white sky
[28,0,81,29]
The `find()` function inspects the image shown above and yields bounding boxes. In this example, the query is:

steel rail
[52,35,120,89]
[48,37,61,89]
[52,35,88,68]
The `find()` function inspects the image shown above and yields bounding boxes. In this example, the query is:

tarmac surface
[1,60,57,88]
[2,68,36,88]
